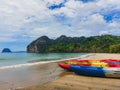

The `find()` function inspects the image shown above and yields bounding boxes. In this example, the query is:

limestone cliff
[27,36,52,53]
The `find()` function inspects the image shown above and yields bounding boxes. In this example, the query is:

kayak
[66,59,120,64]
[70,66,120,78]
[58,63,91,71]
[58,63,120,71]
[58,63,71,71]
[102,59,120,62]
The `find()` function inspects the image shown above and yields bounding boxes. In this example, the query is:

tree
[109,44,120,53]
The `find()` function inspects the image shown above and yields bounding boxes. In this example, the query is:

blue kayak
[70,66,120,78]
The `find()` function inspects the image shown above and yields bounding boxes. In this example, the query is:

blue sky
[0,0,120,51]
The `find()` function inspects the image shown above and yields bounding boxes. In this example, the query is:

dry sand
[19,53,120,90]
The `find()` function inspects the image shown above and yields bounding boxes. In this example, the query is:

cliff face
[27,36,52,53]
[27,35,73,53]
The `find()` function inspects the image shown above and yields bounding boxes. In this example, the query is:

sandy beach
[0,53,120,90]
[18,53,120,90]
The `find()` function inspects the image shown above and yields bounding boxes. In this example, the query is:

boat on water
[70,66,120,78]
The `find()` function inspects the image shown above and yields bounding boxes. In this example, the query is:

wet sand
[0,62,65,90]
[19,53,120,90]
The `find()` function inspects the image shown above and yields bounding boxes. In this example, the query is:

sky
[0,0,120,51]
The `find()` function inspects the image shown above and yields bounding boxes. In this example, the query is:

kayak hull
[58,63,120,71]
[58,63,91,71]
[70,66,120,78]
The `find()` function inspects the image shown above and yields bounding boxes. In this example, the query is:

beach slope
[19,53,120,90]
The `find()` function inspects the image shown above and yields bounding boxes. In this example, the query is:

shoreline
[0,53,91,90]
[0,53,92,70]
[19,53,120,90]
[0,61,65,90]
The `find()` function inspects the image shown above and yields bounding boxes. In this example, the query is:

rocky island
[2,48,12,53]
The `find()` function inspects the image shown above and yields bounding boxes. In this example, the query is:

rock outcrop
[2,48,12,53]
[27,36,53,53]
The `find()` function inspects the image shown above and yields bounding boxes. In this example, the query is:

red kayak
[58,63,71,71]
[102,59,120,62]
[58,63,90,71]
[59,63,95,71]
[109,64,120,67]
[59,63,120,71]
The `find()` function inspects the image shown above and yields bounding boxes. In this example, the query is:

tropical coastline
[18,53,120,90]
[0,0,120,90]
[0,53,88,70]
[19,53,120,90]
[0,53,90,90]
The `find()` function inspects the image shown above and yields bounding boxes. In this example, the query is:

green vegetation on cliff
[109,44,120,53]
[27,35,120,53]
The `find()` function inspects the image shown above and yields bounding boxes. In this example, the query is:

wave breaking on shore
[0,54,93,70]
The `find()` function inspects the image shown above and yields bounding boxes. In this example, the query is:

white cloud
[0,0,120,43]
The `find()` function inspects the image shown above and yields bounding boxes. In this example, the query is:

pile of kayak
[58,59,120,78]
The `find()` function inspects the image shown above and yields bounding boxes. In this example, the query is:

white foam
[0,53,93,70]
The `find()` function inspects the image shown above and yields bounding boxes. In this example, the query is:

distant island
[27,35,120,53]
[1,48,26,53]
[2,48,12,53]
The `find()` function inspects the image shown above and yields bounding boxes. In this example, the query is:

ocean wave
[28,58,63,63]
[0,54,92,70]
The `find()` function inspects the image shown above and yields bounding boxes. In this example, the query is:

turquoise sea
[0,53,87,67]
